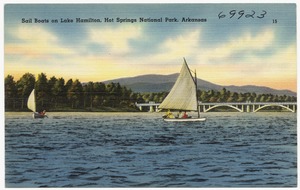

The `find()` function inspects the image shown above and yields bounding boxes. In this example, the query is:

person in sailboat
[163,110,175,119]
[39,110,47,116]
[182,111,188,119]
[176,111,182,118]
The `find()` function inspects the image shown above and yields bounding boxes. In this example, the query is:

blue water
[5,112,297,187]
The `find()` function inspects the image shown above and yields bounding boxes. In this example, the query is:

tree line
[5,73,144,112]
[142,88,296,103]
[5,72,297,112]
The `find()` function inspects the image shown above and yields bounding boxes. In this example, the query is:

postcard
[3,3,297,188]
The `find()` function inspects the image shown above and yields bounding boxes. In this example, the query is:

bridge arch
[254,104,295,113]
[204,105,243,112]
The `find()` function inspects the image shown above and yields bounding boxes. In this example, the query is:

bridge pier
[292,105,296,112]
[149,106,154,112]
[204,105,207,112]
[149,105,159,112]
[138,106,142,111]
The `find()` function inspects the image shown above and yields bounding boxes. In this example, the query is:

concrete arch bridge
[135,102,297,113]
[200,102,297,113]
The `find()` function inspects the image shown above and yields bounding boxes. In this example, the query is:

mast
[194,69,200,118]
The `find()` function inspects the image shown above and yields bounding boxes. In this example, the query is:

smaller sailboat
[159,58,206,122]
[27,89,47,119]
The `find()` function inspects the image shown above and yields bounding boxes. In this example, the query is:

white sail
[159,59,198,111]
[27,89,36,112]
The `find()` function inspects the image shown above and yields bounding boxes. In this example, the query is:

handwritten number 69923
[218,10,267,19]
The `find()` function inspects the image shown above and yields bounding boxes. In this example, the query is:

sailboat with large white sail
[27,89,47,119]
[159,58,206,122]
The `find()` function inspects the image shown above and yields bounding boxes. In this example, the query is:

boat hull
[163,117,206,122]
[32,112,47,119]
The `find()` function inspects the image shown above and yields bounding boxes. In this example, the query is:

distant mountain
[103,73,297,97]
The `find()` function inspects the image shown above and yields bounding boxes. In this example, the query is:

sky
[4,3,297,92]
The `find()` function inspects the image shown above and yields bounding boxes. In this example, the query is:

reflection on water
[5,112,297,187]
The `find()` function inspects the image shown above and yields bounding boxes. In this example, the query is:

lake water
[5,112,297,187]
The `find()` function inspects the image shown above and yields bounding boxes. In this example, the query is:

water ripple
[5,112,297,187]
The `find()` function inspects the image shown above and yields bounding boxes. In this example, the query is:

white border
[1,1,298,190]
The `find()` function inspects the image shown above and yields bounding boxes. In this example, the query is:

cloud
[153,29,201,62]
[162,27,296,91]
[4,24,146,82]
[88,25,143,55]
[5,26,74,59]
[196,40,296,91]
[253,43,296,78]
[199,28,275,64]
